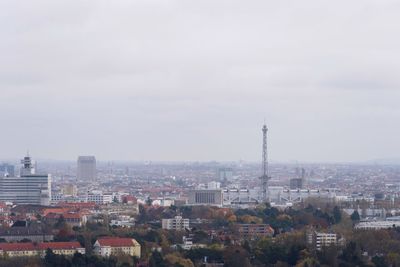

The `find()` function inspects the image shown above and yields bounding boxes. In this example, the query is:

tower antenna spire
[260,123,270,202]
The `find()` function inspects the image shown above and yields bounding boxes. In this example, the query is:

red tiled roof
[38,242,82,250]
[42,208,69,216]
[123,195,137,202]
[0,243,36,251]
[62,213,83,219]
[58,202,96,209]
[45,212,82,219]
[97,237,135,247]
[0,242,82,252]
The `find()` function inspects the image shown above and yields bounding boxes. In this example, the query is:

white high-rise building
[0,155,51,205]
[77,156,97,181]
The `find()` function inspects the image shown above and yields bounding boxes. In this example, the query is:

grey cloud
[0,0,400,162]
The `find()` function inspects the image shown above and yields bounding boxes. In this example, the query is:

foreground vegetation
[2,201,400,266]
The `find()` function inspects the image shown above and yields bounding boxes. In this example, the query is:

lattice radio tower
[259,124,271,202]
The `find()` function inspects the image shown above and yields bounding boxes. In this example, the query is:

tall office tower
[77,156,97,181]
[0,155,51,205]
[0,163,15,177]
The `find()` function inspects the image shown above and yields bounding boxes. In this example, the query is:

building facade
[162,216,190,231]
[0,242,85,258]
[77,156,97,181]
[307,231,337,250]
[94,237,141,258]
[237,224,274,240]
[0,155,51,205]
[188,189,223,207]
[0,225,54,242]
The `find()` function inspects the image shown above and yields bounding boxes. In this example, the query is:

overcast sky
[1,0,400,162]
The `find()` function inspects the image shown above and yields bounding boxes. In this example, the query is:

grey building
[290,178,304,190]
[0,223,53,242]
[77,156,97,181]
[188,189,223,207]
[0,155,51,205]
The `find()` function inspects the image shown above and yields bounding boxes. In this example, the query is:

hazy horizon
[1,0,400,162]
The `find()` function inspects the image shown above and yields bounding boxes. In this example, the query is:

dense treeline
[4,202,400,266]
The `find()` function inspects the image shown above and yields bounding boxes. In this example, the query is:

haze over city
[3,1,400,267]
[1,1,400,162]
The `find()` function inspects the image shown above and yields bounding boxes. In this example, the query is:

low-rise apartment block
[0,242,85,257]
[162,216,190,231]
[307,231,337,250]
[237,224,274,240]
[94,237,141,258]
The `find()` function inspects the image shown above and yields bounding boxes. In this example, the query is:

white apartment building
[162,216,190,231]
[308,231,337,250]
[94,237,141,258]
[87,191,113,204]
[355,221,400,230]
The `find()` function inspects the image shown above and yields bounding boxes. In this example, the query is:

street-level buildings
[355,220,400,230]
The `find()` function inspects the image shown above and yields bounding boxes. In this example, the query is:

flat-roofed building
[188,189,223,207]
[77,156,97,181]
[62,184,78,197]
[290,178,304,189]
[0,155,51,205]
[355,221,400,230]
[307,231,337,250]
[0,224,53,242]
[162,216,189,231]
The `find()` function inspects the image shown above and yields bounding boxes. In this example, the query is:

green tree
[350,210,360,222]
[372,255,387,267]
[149,250,165,267]
[71,251,86,267]
[333,206,342,224]
[223,246,252,267]
[339,241,366,267]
